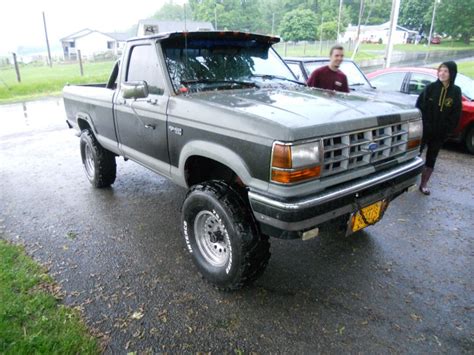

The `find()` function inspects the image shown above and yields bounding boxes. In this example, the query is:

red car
[367,67,474,153]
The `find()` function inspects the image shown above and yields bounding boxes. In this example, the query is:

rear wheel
[79,130,116,188]
[465,126,474,154]
[181,181,270,291]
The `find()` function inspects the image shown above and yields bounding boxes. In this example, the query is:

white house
[341,22,417,44]
[137,20,214,36]
[60,29,131,60]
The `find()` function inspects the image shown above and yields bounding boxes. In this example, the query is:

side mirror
[121,81,149,99]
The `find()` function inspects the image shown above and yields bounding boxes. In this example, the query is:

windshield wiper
[249,74,305,85]
[350,82,368,86]
[180,79,258,88]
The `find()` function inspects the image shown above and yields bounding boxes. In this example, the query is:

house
[137,20,214,36]
[60,29,131,60]
[341,22,417,44]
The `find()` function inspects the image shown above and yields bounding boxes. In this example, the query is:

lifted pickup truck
[64,31,424,290]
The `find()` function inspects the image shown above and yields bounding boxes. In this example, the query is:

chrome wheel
[194,210,230,267]
[83,143,95,179]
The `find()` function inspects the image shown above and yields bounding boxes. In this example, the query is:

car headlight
[407,120,423,150]
[271,140,323,184]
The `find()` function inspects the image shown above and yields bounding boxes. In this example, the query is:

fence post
[303,42,306,55]
[284,42,287,56]
[78,49,84,76]
[12,53,21,83]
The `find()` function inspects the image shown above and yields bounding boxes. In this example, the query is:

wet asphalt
[0,97,473,353]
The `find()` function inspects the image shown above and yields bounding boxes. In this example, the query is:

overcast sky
[0,0,185,55]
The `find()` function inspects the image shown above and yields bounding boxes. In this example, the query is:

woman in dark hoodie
[416,61,462,195]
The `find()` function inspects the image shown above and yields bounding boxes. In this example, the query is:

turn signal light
[272,144,292,168]
[271,165,321,184]
[407,138,421,150]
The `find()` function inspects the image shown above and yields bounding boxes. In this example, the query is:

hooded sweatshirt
[416,61,462,139]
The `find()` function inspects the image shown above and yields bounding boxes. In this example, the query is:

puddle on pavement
[0,97,66,137]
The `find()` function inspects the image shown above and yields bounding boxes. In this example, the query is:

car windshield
[304,61,371,88]
[162,38,297,92]
[456,73,473,101]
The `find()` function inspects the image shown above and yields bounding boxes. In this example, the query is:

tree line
[153,0,473,44]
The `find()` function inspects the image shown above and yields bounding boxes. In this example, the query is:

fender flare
[76,112,98,135]
[177,140,254,187]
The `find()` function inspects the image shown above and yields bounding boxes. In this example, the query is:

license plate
[350,200,387,233]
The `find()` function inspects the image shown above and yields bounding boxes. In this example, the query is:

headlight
[271,141,323,184]
[407,120,423,150]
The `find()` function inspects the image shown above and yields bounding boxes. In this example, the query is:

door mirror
[121,81,149,99]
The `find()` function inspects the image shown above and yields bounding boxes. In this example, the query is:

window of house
[126,44,163,95]
[107,41,115,50]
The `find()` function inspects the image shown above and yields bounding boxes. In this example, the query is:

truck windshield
[162,38,297,92]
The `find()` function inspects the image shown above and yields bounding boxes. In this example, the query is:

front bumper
[249,157,424,239]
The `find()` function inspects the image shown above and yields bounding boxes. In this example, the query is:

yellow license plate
[350,200,387,233]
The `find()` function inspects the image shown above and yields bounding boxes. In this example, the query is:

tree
[399,0,432,33]
[279,9,318,41]
[153,1,191,21]
[436,0,474,44]
[189,0,265,32]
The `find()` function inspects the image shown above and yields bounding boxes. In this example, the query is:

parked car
[367,67,474,153]
[63,31,424,290]
[284,57,374,91]
[431,36,441,45]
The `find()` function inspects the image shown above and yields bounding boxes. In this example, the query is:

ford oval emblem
[367,142,378,152]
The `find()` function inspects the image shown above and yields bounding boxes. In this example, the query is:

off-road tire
[465,126,474,154]
[181,180,271,291]
[79,130,116,188]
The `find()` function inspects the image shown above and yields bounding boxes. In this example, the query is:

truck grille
[322,122,408,177]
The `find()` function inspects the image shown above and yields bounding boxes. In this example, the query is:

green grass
[274,40,474,60]
[0,238,99,354]
[0,61,113,103]
[458,61,474,79]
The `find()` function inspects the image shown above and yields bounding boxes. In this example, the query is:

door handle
[144,124,156,130]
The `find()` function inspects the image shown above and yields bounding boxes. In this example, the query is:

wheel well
[185,156,241,187]
[77,118,92,132]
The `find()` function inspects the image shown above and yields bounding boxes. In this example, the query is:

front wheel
[181,181,270,291]
[465,126,474,154]
[79,130,116,188]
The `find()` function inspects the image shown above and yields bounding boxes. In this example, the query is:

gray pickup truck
[64,31,424,290]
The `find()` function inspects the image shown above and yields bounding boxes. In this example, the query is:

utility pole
[428,0,440,48]
[42,11,52,67]
[319,14,324,55]
[337,0,343,42]
[384,0,401,68]
[351,0,364,60]
[214,6,217,30]
[355,0,364,44]
[271,13,275,35]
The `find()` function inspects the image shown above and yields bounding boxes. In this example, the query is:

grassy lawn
[458,61,474,79]
[0,238,99,354]
[360,41,474,53]
[0,61,114,103]
[274,43,379,60]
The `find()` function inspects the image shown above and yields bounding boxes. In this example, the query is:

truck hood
[186,87,419,141]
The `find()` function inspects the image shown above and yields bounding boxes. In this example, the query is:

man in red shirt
[307,45,349,93]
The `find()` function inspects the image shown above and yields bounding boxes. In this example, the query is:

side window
[408,73,435,95]
[126,45,163,95]
[370,72,406,92]
[286,62,304,82]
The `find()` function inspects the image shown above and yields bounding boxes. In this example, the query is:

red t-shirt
[307,66,349,93]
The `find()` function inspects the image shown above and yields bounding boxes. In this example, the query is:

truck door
[114,43,170,177]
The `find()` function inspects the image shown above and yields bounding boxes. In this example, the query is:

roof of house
[345,21,417,34]
[60,29,132,42]
[137,19,214,33]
